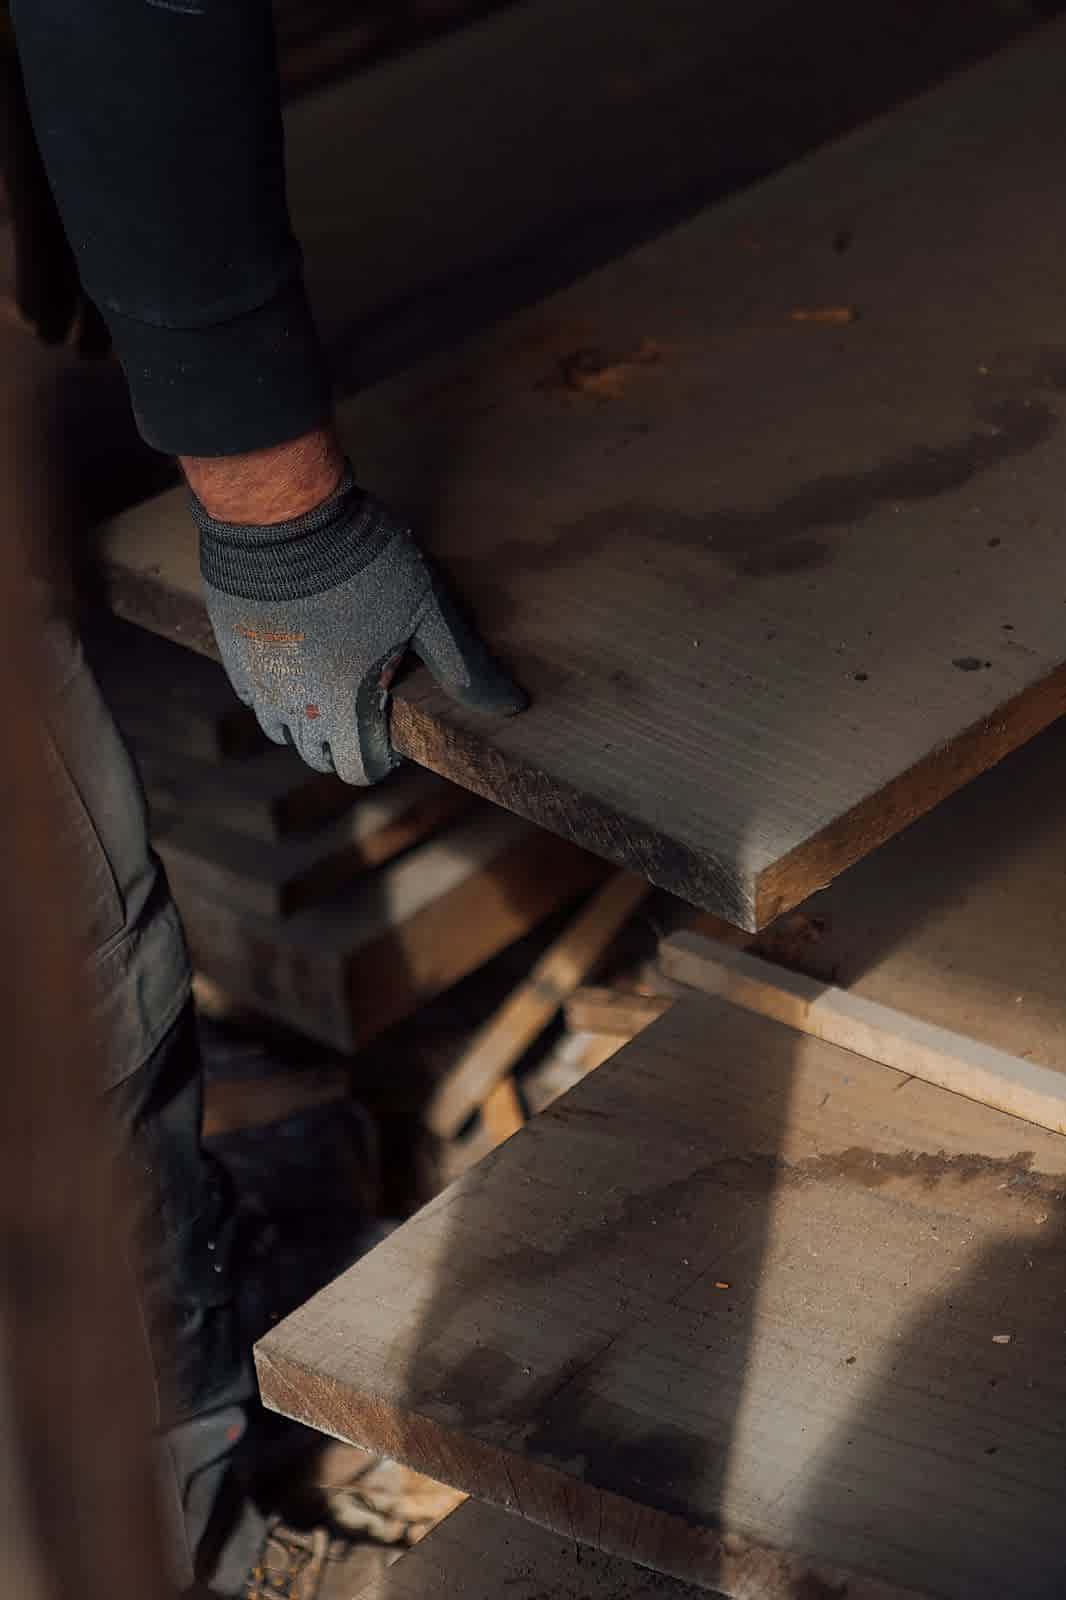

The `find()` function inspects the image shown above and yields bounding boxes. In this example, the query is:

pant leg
[42,615,257,1588]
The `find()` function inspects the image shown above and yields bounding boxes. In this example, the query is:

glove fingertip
[451,671,529,718]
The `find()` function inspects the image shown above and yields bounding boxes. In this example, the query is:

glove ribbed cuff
[193,462,397,603]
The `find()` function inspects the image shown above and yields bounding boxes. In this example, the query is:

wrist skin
[181,425,344,527]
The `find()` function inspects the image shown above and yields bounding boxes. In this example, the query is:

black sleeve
[9,0,332,457]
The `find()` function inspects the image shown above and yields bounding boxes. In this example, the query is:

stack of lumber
[93,620,605,1052]
[87,24,1066,1595]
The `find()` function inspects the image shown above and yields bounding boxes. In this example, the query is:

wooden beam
[98,26,1066,928]
[661,932,1066,1137]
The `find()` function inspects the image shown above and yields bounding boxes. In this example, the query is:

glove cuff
[194,462,397,603]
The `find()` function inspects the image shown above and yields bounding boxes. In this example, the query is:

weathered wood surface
[662,933,1066,1138]
[257,994,1066,1598]
[100,27,1066,927]
[353,1500,721,1600]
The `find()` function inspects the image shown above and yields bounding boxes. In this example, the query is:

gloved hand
[196,463,527,785]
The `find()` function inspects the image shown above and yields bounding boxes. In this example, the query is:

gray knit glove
[195,465,526,785]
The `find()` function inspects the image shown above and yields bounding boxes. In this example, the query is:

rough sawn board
[99,26,1066,927]
[256,995,1066,1598]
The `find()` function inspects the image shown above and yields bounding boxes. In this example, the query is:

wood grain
[661,933,1066,1137]
[352,1499,722,1600]
[257,994,1066,1598]
[99,26,1066,927]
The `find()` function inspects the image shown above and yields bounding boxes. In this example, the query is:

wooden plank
[179,809,606,1051]
[99,26,1066,928]
[732,715,1066,1078]
[352,1500,720,1600]
[134,741,355,844]
[256,993,1066,1599]
[157,767,469,918]
[660,932,1066,1137]
[426,872,650,1138]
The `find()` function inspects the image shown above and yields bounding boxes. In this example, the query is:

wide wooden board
[257,994,1066,1597]
[99,28,1066,928]
[353,1500,720,1600]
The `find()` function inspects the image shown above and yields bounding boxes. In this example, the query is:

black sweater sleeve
[9,0,332,457]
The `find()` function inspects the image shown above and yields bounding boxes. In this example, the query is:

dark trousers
[44,614,254,1589]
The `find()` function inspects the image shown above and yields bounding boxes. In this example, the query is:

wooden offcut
[351,1500,720,1600]
[425,871,650,1138]
[661,933,1066,1137]
[257,994,1066,1598]
[100,27,1066,928]
[565,986,673,1038]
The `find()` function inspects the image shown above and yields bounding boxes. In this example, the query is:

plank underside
[99,25,1066,927]
[354,1500,721,1599]
[257,995,1066,1598]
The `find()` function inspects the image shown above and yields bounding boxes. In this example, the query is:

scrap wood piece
[478,1076,525,1146]
[565,985,672,1037]
[660,931,1066,1136]
[425,870,650,1138]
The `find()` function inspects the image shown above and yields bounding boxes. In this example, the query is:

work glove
[195,463,527,786]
